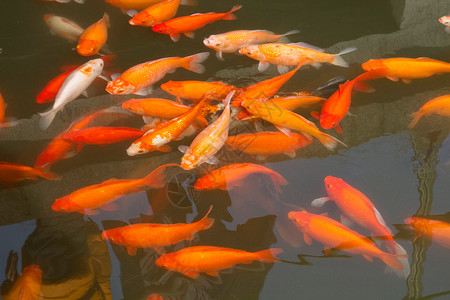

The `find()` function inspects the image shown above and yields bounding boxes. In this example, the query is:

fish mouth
[203,39,210,46]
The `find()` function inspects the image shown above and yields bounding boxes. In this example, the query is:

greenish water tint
[0,0,450,299]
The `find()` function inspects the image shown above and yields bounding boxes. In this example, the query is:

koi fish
[0,91,5,124]
[269,95,326,111]
[36,68,77,104]
[226,131,312,160]
[439,16,450,33]
[128,0,196,27]
[43,14,84,43]
[105,0,165,12]
[3,265,42,300]
[288,211,407,272]
[179,91,234,169]
[239,42,356,74]
[152,5,242,42]
[160,80,238,102]
[194,163,288,192]
[127,97,210,156]
[106,52,209,95]
[233,65,302,107]
[405,217,450,249]
[204,29,299,60]
[0,162,59,188]
[77,13,110,56]
[40,0,84,4]
[155,245,282,278]
[102,206,214,255]
[62,126,145,147]
[362,57,450,83]
[408,95,450,128]
[39,58,104,130]
[51,163,179,214]
[241,98,346,150]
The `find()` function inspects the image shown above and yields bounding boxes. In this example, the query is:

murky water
[1,0,450,299]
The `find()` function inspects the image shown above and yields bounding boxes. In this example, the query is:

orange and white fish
[156,245,282,278]
[43,14,84,43]
[36,68,77,104]
[408,95,450,128]
[102,206,214,255]
[226,131,312,160]
[203,29,299,60]
[194,163,288,192]
[106,52,209,95]
[77,13,110,56]
[39,58,104,130]
[3,265,42,300]
[405,217,450,249]
[0,162,59,188]
[439,16,450,33]
[51,163,179,214]
[160,80,238,102]
[62,126,145,146]
[179,91,234,170]
[288,211,407,273]
[127,97,210,156]
[105,0,164,12]
[152,5,242,42]
[362,57,450,83]
[128,0,196,27]
[239,42,356,74]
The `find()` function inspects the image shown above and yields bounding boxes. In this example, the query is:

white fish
[39,59,104,130]
[43,14,84,43]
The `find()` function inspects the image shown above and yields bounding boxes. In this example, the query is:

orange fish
[226,131,312,160]
[405,217,450,249]
[76,13,110,56]
[179,91,234,169]
[0,91,5,124]
[102,206,214,255]
[152,5,242,42]
[3,265,42,300]
[36,68,77,104]
[156,245,282,278]
[127,97,210,156]
[62,126,145,147]
[105,0,164,12]
[194,163,288,192]
[106,52,209,95]
[128,0,196,27]
[362,57,450,83]
[288,211,407,272]
[51,163,179,214]
[239,43,356,74]
[0,162,59,188]
[408,95,450,128]
[160,80,238,103]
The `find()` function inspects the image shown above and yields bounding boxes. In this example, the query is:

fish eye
[138,150,144,153]
[247,51,252,55]
[327,184,332,189]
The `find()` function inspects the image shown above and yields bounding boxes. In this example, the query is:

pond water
[1,0,450,299]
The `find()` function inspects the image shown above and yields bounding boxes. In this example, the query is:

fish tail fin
[222,4,242,20]
[277,29,301,43]
[39,108,59,131]
[197,205,215,230]
[316,132,347,150]
[180,0,197,5]
[102,13,110,27]
[255,248,283,262]
[408,111,423,129]
[332,47,357,67]
[35,166,61,181]
[142,163,181,188]
[183,52,210,74]
[268,172,288,193]
[352,81,374,93]
[379,252,408,272]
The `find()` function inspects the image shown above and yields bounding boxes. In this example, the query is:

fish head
[51,198,77,212]
[181,154,198,170]
[155,254,175,270]
[288,210,310,229]
[102,229,126,244]
[129,11,155,27]
[152,23,171,34]
[439,16,450,26]
[239,45,265,61]
[404,217,433,235]
[76,39,100,56]
[324,176,344,198]
[126,141,150,156]
[43,14,55,23]
[23,265,42,279]
[106,78,135,95]
[122,100,144,114]
[160,81,183,95]
[319,112,340,130]
[361,59,384,72]
[203,35,228,51]
[194,176,214,191]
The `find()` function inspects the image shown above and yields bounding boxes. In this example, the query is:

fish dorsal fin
[97,178,121,186]
[289,42,324,52]
[416,57,441,63]
[111,73,121,81]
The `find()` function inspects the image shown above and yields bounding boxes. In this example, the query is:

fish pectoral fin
[178,145,189,153]
[127,10,138,17]
[82,90,89,98]
[303,233,313,245]
[311,62,322,69]
[255,155,268,161]
[133,86,153,96]
[170,34,181,42]
[277,65,290,74]
[386,76,399,82]
[362,254,373,262]
[100,202,118,212]
[127,247,137,256]
[335,124,343,134]
[111,73,121,81]
[323,247,332,256]
[310,197,330,208]
[284,150,296,158]
[153,247,165,255]
[205,270,219,277]
[181,270,200,278]
[340,214,354,227]
[83,209,99,215]
[401,78,412,84]
[184,32,195,39]
[216,51,224,61]
[76,144,83,152]
[156,145,172,152]
[258,62,270,72]
[184,235,195,241]
[206,155,220,165]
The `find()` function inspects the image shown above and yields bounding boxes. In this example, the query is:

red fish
[62,126,145,147]
[0,162,59,188]
[152,5,242,42]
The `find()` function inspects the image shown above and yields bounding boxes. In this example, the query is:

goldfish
[51,163,179,214]
[194,163,288,192]
[43,14,84,43]
[102,206,214,255]
[288,211,407,272]
[128,0,196,27]
[0,91,5,124]
[269,95,326,111]
[362,57,450,83]
[179,91,234,169]
[239,42,356,74]
[3,265,42,300]
[439,16,450,33]
[39,58,104,130]
[408,95,450,128]
[161,80,238,102]
[106,52,209,95]
[241,97,346,150]
[77,13,110,56]
[36,68,77,104]
[0,162,59,188]
[204,29,299,60]
[405,217,450,249]
[105,0,165,12]
[62,126,145,147]
[155,246,282,278]
[152,5,242,42]
[127,97,210,156]
[226,131,312,160]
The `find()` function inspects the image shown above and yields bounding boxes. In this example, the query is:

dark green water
[1,0,450,299]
